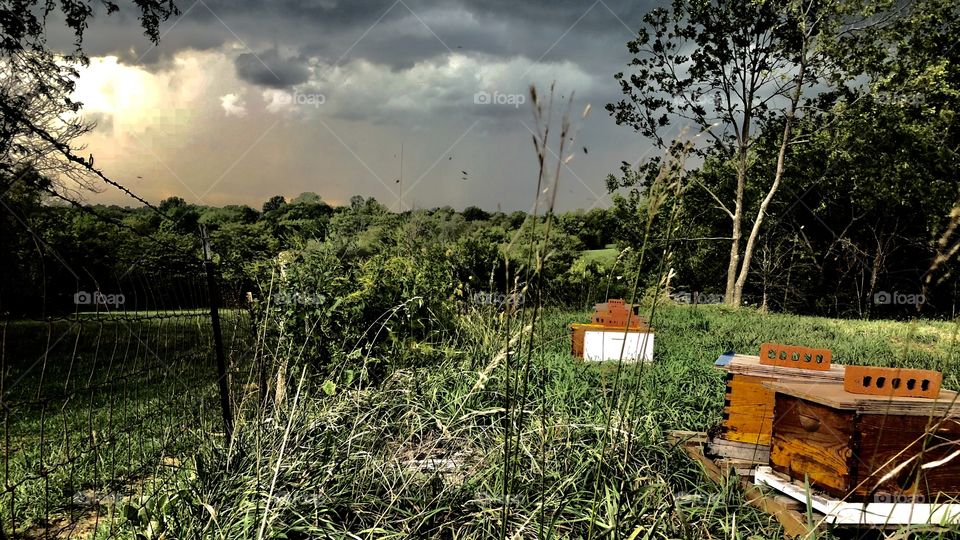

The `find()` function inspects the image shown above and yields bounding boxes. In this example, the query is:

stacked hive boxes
[719,344,960,507]
[570,299,654,362]
[767,367,960,502]
[716,344,845,447]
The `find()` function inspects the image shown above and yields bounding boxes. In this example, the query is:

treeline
[2,171,956,320]
[0,183,624,317]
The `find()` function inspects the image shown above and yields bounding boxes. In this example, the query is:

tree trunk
[732,50,808,306]
[724,174,744,304]
[865,232,884,319]
[724,117,752,305]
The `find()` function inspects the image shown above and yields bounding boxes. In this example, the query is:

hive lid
[765,381,960,416]
[718,354,845,380]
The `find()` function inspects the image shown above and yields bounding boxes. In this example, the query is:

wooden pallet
[667,430,825,539]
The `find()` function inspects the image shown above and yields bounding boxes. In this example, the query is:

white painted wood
[754,466,960,525]
[582,331,654,362]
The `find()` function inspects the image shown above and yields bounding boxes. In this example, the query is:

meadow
[1,312,254,536]
[6,303,952,538]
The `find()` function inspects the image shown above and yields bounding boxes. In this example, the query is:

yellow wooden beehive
[716,344,845,446]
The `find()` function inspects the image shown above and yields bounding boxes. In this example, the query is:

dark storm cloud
[60,0,672,214]
[49,0,654,71]
[86,112,114,134]
[234,49,311,88]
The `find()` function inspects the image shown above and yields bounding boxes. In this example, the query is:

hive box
[716,354,845,446]
[570,299,653,362]
[580,328,654,362]
[768,381,960,502]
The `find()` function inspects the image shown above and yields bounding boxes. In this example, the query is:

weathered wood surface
[708,436,771,463]
[771,389,960,501]
[721,354,845,380]
[854,412,960,500]
[770,394,858,497]
[766,381,960,416]
[720,357,844,446]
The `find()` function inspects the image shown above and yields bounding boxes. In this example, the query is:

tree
[606,0,872,305]
[841,0,960,307]
[158,196,200,233]
[262,195,287,213]
[1,1,180,200]
[462,205,490,222]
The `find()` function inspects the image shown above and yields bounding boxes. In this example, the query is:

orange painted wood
[844,365,942,399]
[770,395,857,496]
[571,325,585,357]
[759,343,832,371]
[724,375,775,445]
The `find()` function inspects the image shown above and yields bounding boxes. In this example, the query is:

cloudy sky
[55,0,668,211]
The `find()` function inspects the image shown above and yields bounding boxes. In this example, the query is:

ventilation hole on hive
[907,379,916,390]
[863,376,872,387]
[815,354,824,364]
[876,377,886,388]
[921,380,930,391]
[892,378,901,389]
[767,349,776,359]
[779,350,788,361]
[791,352,800,362]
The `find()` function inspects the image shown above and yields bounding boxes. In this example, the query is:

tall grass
[116,304,960,539]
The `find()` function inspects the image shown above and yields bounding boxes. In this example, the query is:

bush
[258,239,459,386]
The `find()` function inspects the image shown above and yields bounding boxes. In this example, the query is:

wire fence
[0,250,255,538]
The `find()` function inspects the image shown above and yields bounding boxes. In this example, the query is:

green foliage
[146,305,960,538]
[259,235,459,384]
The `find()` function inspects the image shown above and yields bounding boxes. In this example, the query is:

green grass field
[138,304,960,539]
[578,245,620,267]
[1,313,254,537]
[4,304,959,538]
